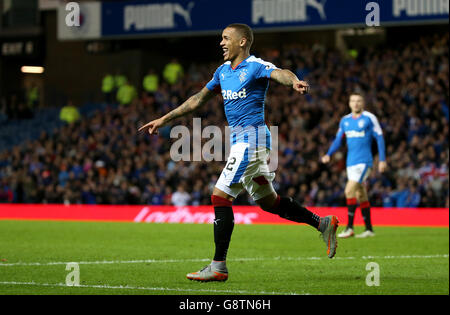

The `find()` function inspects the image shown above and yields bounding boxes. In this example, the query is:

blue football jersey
[327,111,386,167]
[206,55,278,150]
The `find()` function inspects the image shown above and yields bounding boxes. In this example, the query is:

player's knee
[344,187,353,198]
[345,183,357,198]
[355,189,363,201]
[256,193,280,214]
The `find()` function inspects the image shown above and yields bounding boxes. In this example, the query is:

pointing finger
[138,123,151,132]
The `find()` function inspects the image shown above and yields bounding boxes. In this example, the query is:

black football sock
[346,198,357,229]
[213,206,234,261]
[266,196,321,230]
[360,201,373,231]
[211,196,234,262]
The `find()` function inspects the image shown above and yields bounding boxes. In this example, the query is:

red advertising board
[0,204,448,227]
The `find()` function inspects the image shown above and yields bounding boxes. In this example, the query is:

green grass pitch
[0,220,448,295]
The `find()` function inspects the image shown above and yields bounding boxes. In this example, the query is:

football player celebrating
[322,93,387,238]
[139,24,339,282]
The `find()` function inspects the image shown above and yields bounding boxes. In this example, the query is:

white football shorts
[346,163,372,183]
[215,143,275,201]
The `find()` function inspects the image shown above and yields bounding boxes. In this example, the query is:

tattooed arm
[138,87,215,135]
[270,69,310,94]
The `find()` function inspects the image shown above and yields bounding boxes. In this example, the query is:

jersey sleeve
[253,59,279,79]
[206,66,221,92]
[327,118,345,156]
[368,113,386,162]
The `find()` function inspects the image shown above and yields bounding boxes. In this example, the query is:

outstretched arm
[270,69,310,94]
[138,86,215,135]
[322,121,345,164]
[161,86,215,123]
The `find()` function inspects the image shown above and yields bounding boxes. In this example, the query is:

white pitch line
[0,254,447,267]
[0,281,304,295]
[0,258,211,267]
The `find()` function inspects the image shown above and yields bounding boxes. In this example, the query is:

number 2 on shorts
[226,157,236,171]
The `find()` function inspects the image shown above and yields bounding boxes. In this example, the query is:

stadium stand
[0,34,448,208]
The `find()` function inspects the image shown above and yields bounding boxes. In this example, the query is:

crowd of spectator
[0,33,448,208]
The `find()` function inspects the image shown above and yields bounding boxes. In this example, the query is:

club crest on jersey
[239,69,248,83]
[358,120,365,128]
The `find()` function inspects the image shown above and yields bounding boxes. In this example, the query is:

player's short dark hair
[226,23,254,49]
[350,92,365,101]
